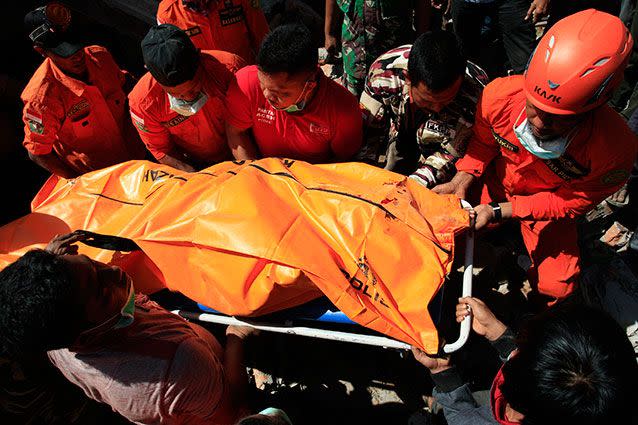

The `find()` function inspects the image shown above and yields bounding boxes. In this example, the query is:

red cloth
[21,46,145,175]
[490,365,519,425]
[456,75,638,298]
[225,65,363,163]
[157,0,269,64]
[456,75,638,221]
[128,50,244,164]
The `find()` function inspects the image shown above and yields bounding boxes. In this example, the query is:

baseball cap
[24,3,83,58]
[141,24,200,87]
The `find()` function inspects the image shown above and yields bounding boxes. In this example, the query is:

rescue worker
[21,4,146,179]
[225,24,362,163]
[360,31,488,183]
[434,10,638,301]
[129,24,244,172]
[157,0,270,64]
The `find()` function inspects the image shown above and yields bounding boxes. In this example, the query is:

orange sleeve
[128,82,173,160]
[511,130,638,220]
[244,0,270,52]
[22,82,64,156]
[455,82,502,177]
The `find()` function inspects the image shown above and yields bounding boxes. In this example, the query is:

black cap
[24,6,82,58]
[141,24,200,87]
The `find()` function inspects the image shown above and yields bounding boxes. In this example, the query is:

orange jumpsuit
[157,0,269,64]
[128,50,244,165]
[456,76,638,299]
[21,45,145,175]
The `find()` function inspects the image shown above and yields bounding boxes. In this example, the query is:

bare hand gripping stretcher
[0,159,472,353]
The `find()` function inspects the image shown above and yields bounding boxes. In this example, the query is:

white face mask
[168,91,208,116]
[512,108,577,160]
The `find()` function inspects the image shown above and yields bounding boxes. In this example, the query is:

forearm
[324,0,342,40]
[28,151,79,179]
[226,125,260,160]
[158,152,197,172]
[510,191,588,220]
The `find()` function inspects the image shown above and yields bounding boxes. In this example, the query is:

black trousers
[451,0,536,76]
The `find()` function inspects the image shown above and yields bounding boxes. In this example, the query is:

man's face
[524,100,586,140]
[161,73,203,102]
[257,69,317,110]
[60,254,130,328]
[409,76,463,113]
[46,49,87,77]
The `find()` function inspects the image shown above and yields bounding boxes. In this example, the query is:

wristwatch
[489,201,502,221]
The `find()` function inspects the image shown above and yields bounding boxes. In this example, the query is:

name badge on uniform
[543,154,589,181]
[184,26,202,37]
[219,4,244,26]
[491,128,519,153]
[67,99,90,121]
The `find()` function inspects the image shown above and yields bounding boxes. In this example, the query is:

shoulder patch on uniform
[491,128,519,152]
[25,110,44,135]
[249,0,260,8]
[130,111,149,132]
[601,169,630,186]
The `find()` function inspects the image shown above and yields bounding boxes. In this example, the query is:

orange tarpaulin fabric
[0,159,468,352]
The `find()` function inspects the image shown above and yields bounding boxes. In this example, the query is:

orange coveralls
[21,45,145,175]
[157,0,269,64]
[128,50,244,165]
[456,76,638,298]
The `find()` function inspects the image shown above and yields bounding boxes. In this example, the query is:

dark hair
[407,31,466,92]
[0,250,81,358]
[257,24,317,75]
[501,302,638,425]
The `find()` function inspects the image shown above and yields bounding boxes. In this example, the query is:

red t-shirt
[128,50,244,165]
[225,65,363,163]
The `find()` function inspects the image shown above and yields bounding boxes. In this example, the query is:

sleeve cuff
[490,328,516,361]
[430,366,466,392]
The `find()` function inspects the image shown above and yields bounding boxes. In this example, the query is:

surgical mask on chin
[168,91,208,116]
[512,108,576,160]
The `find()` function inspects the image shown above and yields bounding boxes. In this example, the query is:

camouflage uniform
[338,0,414,97]
[359,45,489,186]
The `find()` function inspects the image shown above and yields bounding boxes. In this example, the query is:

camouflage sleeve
[359,62,395,128]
